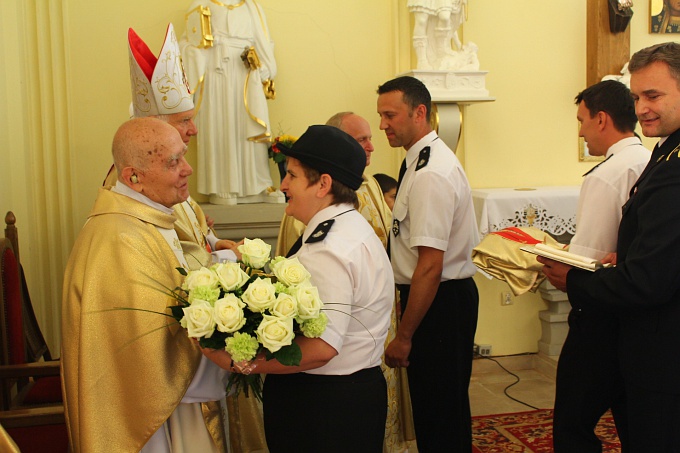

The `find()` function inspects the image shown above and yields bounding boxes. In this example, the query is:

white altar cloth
[471,186,580,238]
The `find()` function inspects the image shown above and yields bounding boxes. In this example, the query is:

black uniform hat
[278,125,366,190]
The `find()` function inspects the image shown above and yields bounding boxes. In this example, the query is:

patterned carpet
[472,409,621,452]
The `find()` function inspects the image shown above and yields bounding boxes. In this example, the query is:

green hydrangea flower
[189,286,221,305]
[225,332,260,362]
[274,281,289,295]
[269,256,286,268]
[300,312,328,338]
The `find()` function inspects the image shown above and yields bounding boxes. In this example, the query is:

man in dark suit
[540,42,680,452]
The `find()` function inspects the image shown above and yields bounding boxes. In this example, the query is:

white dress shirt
[569,136,651,260]
[390,131,479,284]
[292,203,394,375]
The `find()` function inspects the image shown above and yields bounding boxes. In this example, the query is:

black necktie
[396,159,407,193]
[286,235,303,258]
[388,159,407,260]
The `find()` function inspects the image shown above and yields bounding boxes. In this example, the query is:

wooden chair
[0,212,67,452]
[7,212,53,367]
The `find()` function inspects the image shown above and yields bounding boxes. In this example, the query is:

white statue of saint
[408,0,479,71]
[180,0,283,205]
[601,62,631,89]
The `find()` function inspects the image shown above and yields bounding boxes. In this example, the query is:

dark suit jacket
[567,128,680,393]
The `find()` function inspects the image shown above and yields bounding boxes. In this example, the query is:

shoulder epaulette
[415,146,431,171]
[305,219,335,244]
[582,154,612,177]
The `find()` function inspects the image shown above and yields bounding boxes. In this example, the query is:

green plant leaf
[269,343,302,366]
[198,332,229,350]
[169,305,184,322]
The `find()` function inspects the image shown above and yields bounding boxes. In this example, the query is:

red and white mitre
[128,23,194,117]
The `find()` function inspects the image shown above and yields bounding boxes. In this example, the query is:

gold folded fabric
[0,424,19,453]
[472,227,564,296]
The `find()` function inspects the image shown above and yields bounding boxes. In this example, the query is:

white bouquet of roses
[169,238,327,401]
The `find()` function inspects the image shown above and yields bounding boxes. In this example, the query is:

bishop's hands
[215,238,244,261]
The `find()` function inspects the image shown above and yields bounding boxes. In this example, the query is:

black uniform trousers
[625,382,680,452]
[553,307,628,452]
[567,129,680,452]
[262,366,387,453]
[398,277,479,453]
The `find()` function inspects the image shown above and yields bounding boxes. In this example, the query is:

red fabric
[128,27,157,82]
[490,227,542,245]
[2,247,25,365]
[23,376,62,405]
[6,423,69,453]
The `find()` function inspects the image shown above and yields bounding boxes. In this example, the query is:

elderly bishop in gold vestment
[61,118,228,452]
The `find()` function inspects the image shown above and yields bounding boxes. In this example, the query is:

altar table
[471,186,581,356]
[471,186,580,241]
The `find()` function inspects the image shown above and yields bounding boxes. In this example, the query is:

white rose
[181,300,216,338]
[271,293,298,318]
[256,314,294,352]
[238,238,272,269]
[294,284,324,320]
[270,257,311,287]
[214,294,247,333]
[212,262,250,292]
[241,277,277,312]
[183,267,219,291]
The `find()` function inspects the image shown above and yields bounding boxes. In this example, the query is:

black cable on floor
[473,353,540,411]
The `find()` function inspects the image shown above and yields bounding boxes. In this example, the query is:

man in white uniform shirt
[377,75,479,452]
[202,125,394,452]
[552,80,650,452]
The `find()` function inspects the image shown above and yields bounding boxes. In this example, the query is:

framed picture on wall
[579,137,605,162]
[650,0,680,33]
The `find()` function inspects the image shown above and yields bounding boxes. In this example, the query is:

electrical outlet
[478,344,492,356]
[501,291,514,306]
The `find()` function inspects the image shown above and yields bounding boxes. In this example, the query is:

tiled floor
[470,353,557,417]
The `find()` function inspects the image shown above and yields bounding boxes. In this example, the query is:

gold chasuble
[173,197,214,269]
[472,226,563,296]
[61,188,206,452]
[0,425,19,453]
[103,166,213,270]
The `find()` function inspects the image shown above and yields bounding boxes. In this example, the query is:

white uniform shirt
[292,203,394,375]
[390,131,479,284]
[569,136,651,260]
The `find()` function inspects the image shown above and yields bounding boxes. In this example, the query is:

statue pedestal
[200,202,287,255]
[208,189,286,206]
[400,70,495,152]
[537,280,572,356]
[405,70,493,102]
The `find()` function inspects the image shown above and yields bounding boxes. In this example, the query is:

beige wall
[1,0,675,355]
[464,2,670,355]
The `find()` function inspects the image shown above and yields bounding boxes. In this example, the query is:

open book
[520,243,612,272]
